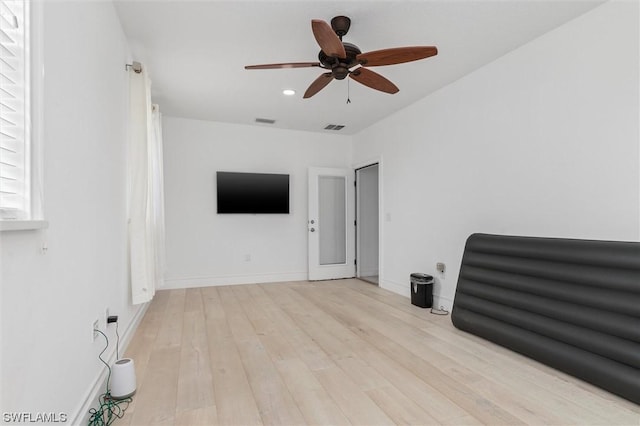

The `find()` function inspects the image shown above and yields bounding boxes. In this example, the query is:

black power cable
[430,306,450,315]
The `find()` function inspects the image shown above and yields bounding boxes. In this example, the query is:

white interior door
[308,167,355,281]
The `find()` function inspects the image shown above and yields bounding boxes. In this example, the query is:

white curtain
[128,66,165,305]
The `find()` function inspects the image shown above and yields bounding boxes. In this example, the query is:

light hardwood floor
[121,279,640,425]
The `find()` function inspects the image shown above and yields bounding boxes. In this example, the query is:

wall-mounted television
[216,171,290,214]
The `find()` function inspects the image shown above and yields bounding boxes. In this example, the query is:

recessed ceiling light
[282,89,296,96]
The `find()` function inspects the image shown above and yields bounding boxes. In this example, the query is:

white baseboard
[380,278,411,297]
[70,302,150,425]
[163,271,308,289]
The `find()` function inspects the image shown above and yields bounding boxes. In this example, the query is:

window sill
[0,220,49,232]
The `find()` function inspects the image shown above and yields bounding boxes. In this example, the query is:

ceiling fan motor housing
[318,42,362,79]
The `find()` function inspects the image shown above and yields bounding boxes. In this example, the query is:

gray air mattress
[451,233,640,404]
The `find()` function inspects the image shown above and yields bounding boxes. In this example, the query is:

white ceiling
[113,0,605,135]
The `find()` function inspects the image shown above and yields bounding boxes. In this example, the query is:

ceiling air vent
[324,124,345,131]
[255,118,276,124]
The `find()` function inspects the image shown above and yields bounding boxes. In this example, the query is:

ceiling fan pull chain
[346,78,351,104]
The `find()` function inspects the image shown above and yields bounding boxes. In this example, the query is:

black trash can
[410,273,433,308]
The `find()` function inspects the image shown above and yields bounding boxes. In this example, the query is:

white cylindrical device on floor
[110,358,136,399]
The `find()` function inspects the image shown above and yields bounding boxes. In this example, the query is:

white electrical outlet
[92,319,99,341]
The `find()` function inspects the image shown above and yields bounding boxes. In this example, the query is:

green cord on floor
[87,330,132,425]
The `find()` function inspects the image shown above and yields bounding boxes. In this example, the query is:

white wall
[0,1,144,422]
[352,0,640,308]
[162,117,352,288]
[1,0,634,421]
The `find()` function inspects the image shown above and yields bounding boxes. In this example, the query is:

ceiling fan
[245,16,438,99]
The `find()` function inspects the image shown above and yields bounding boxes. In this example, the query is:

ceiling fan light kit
[245,16,438,99]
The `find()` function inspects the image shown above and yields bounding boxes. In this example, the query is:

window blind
[0,0,28,219]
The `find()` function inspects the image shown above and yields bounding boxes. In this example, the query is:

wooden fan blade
[245,62,321,70]
[349,68,399,94]
[357,46,438,67]
[303,72,334,98]
[311,19,346,58]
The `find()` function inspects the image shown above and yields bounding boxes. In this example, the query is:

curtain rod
[125,61,142,73]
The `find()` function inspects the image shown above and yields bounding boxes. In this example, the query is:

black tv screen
[216,171,290,214]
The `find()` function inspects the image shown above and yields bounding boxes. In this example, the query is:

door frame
[353,157,383,285]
